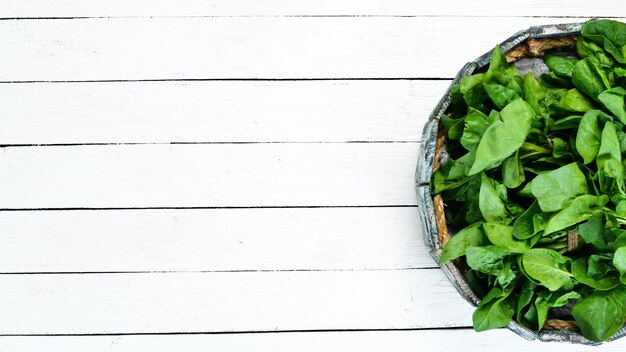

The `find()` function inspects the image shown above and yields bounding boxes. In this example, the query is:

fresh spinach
[431,19,626,341]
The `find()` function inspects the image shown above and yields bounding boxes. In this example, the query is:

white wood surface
[0,143,417,208]
[0,270,473,334]
[2,0,624,17]
[0,80,447,144]
[0,207,431,272]
[3,1,626,351]
[5,17,626,81]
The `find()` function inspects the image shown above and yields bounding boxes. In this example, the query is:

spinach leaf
[558,88,594,112]
[461,109,493,152]
[544,54,578,78]
[516,279,536,327]
[572,258,620,290]
[575,109,614,164]
[571,286,626,342]
[479,173,508,223]
[597,121,624,190]
[612,247,626,284]
[468,99,534,175]
[598,87,626,125]
[521,249,573,291]
[502,150,525,188]
[579,214,610,250]
[512,201,542,240]
[550,115,582,131]
[473,286,516,332]
[534,290,581,331]
[576,110,603,164]
[581,19,626,64]
[483,223,529,253]
[439,222,487,264]
[465,245,509,275]
[522,72,545,116]
[530,162,588,212]
[543,195,608,235]
[460,74,489,112]
[572,58,610,101]
[587,254,614,279]
[484,83,519,110]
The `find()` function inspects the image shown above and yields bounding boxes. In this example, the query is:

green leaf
[459,74,488,112]
[576,110,603,164]
[543,195,609,235]
[581,19,626,64]
[521,249,573,291]
[432,154,473,194]
[461,109,493,152]
[516,279,537,326]
[438,222,487,264]
[522,72,545,116]
[483,223,529,253]
[572,58,611,101]
[579,214,610,250]
[558,88,594,112]
[496,259,517,287]
[465,245,508,275]
[597,121,624,185]
[468,99,534,175]
[473,286,515,332]
[572,258,620,290]
[544,54,578,78]
[613,247,626,284]
[535,290,581,331]
[512,201,543,240]
[502,150,525,188]
[588,254,614,279]
[550,115,582,131]
[572,286,626,342]
[479,173,507,223]
[530,162,588,212]
[576,110,614,164]
[598,87,626,125]
[551,137,571,159]
[598,121,622,167]
[483,83,519,110]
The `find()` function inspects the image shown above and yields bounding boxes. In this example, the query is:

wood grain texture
[0,143,419,208]
[0,207,433,272]
[0,80,448,144]
[2,0,623,17]
[4,17,625,81]
[2,329,624,351]
[0,270,473,334]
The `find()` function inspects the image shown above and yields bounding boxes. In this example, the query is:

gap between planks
[0,328,619,351]
[2,0,624,18]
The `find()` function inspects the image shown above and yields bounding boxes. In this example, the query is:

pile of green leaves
[433,19,626,342]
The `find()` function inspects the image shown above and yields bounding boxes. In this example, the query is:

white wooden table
[1,1,626,350]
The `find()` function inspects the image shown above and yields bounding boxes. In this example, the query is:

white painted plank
[0,143,419,208]
[0,270,473,334]
[0,207,433,272]
[2,0,623,18]
[2,17,622,80]
[0,80,448,144]
[1,329,624,352]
